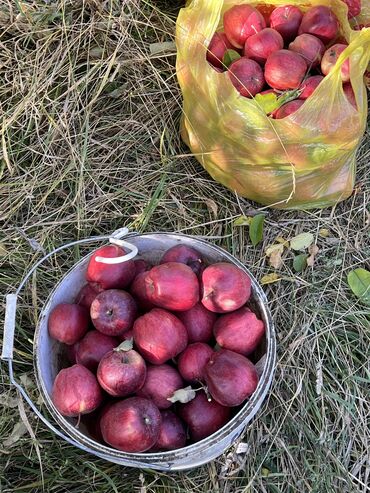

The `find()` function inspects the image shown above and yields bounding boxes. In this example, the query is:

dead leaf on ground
[3,421,27,448]
[265,244,284,269]
[307,244,319,267]
[261,273,281,285]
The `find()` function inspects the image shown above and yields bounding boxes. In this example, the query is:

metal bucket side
[34,233,276,471]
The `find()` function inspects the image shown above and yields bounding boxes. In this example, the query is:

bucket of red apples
[32,232,275,470]
[206,3,357,115]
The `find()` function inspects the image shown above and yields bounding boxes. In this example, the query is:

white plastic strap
[95,228,139,264]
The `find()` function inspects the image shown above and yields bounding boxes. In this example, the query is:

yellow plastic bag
[176,0,370,209]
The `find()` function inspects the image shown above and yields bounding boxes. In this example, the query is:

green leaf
[293,254,308,272]
[290,232,314,251]
[233,215,252,226]
[114,339,133,352]
[222,49,241,68]
[347,268,370,305]
[254,92,280,114]
[167,386,196,404]
[249,214,265,246]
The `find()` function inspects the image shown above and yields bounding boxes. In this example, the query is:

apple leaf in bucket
[249,214,265,246]
[114,339,134,352]
[347,268,370,305]
[167,386,197,404]
[222,49,241,68]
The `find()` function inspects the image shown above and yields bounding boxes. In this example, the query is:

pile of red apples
[207,4,357,118]
[48,243,266,453]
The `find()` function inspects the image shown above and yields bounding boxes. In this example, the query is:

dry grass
[0,1,369,492]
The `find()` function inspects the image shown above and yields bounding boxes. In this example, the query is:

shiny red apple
[133,308,188,364]
[48,303,90,345]
[52,364,102,417]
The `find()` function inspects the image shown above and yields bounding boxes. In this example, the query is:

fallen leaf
[3,421,27,448]
[254,92,279,114]
[293,254,308,272]
[319,228,330,238]
[167,386,196,404]
[19,374,34,389]
[347,268,370,305]
[260,273,280,285]
[307,244,319,267]
[205,199,218,219]
[0,243,6,256]
[290,232,314,251]
[265,244,284,269]
[233,215,252,226]
[149,41,176,55]
[261,467,270,477]
[276,236,290,247]
[249,214,265,246]
[0,392,18,408]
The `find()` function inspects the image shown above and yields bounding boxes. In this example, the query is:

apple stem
[76,413,81,428]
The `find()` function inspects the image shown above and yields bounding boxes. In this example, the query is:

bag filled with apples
[48,243,267,453]
[176,0,370,209]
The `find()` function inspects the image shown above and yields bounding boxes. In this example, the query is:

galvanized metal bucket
[2,229,276,471]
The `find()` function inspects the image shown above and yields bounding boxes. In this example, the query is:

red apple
[130,272,155,311]
[133,308,188,364]
[134,259,151,276]
[213,307,265,355]
[100,397,161,452]
[321,44,350,82]
[244,28,284,66]
[144,262,199,311]
[76,330,118,371]
[48,303,90,345]
[298,75,324,99]
[343,0,361,19]
[206,32,235,70]
[177,343,214,382]
[118,328,134,342]
[343,82,356,108]
[75,282,104,309]
[137,364,184,409]
[228,58,265,97]
[176,302,217,343]
[90,289,137,336]
[201,262,251,313]
[265,50,307,90]
[274,99,304,119]
[160,245,204,277]
[269,5,303,42]
[86,245,136,289]
[224,4,266,49]
[52,364,103,417]
[178,392,230,442]
[152,410,187,451]
[289,34,325,67]
[97,349,146,397]
[298,6,339,44]
[204,349,259,407]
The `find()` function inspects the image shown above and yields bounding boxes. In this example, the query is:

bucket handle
[1,228,163,470]
[1,227,136,361]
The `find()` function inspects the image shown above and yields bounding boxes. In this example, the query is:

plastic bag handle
[331,27,370,74]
